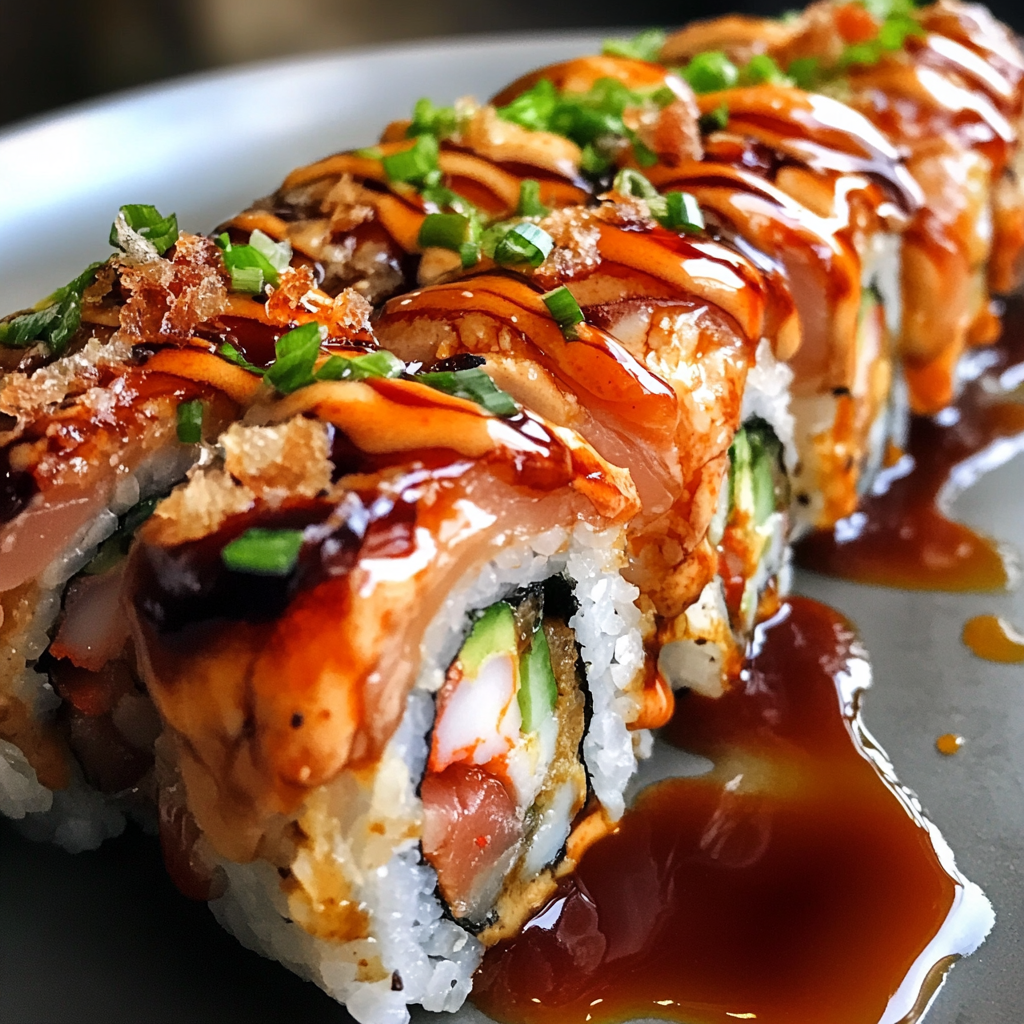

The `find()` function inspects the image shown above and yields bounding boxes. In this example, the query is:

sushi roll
[662,0,1024,412]
[493,51,919,530]
[123,369,650,1021]
[0,208,375,848]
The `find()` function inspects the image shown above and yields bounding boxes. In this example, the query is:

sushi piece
[663,0,1024,412]
[123,368,650,1021]
[0,207,376,848]
[374,178,794,696]
[493,52,919,530]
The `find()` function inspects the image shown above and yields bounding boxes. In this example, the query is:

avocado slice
[459,601,518,677]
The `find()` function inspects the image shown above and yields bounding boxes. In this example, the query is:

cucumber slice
[459,602,518,677]
[728,419,787,528]
[518,624,558,734]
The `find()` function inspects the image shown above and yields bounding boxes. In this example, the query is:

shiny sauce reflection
[796,297,1024,591]
[473,598,990,1024]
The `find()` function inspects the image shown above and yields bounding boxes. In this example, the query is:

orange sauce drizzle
[962,614,1024,663]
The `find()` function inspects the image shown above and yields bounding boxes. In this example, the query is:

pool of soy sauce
[473,597,991,1024]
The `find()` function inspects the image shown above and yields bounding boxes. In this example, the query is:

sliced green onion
[314,349,405,382]
[542,286,585,340]
[658,191,705,233]
[418,212,471,251]
[216,341,263,375]
[787,57,821,90]
[408,97,459,139]
[416,366,518,417]
[217,231,283,294]
[496,78,559,132]
[222,528,304,576]
[0,262,103,355]
[248,229,292,275]
[459,242,482,268]
[613,167,660,201]
[354,146,383,160]
[109,204,179,254]
[649,85,677,109]
[601,29,666,63]
[580,142,613,177]
[517,179,550,218]
[176,399,204,444]
[493,223,553,269]
[699,102,730,134]
[229,265,265,295]
[263,321,323,394]
[420,184,479,218]
[382,134,440,186]
[743,54,792,86]
[679,51,740,94]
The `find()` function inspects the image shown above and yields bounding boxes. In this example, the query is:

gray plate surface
[0,34,1021,1024]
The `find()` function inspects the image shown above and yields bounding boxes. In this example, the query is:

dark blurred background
[1,0,1022,129]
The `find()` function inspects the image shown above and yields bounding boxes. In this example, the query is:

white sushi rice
[0,444,201,848]
[209,522,649,1024]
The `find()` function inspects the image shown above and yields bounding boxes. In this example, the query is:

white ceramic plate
[0,35,1022,1024]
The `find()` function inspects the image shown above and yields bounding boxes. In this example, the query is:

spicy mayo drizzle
[473,597,991,1024]
[797,297,1024,590]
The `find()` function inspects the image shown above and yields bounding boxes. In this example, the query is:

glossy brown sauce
[474,597,988,1024]
[797,297,1024,590]
[962,614,1024,663]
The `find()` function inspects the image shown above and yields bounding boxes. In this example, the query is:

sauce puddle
[474,597,991,1024]
[796,298,1024,591]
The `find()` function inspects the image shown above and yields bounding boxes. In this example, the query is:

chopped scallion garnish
[216,230,291,295]
[496,76,662,176]
[787,58,820,90]
[109,204,180,255]
[580,143,613,177]
[0,262,103,356]
[613,167,660,201]
[263,322,324,394]
[314,349,405,382]
[678,51,740,94]
[743,54,792,86]
[416,366,518,417]
[408,97,459,139]
[516,179,550,218]
[493,223,554,269]
[601,29,667,63]
[176,399,204,444]
[418,212,472,251]
[382,134,441,187]
[222,528,304,576]
[542,286,585,340]
[699,102,730,133]
[658,191,705,233]
[216,341,263,375]
[496,78,559,133]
